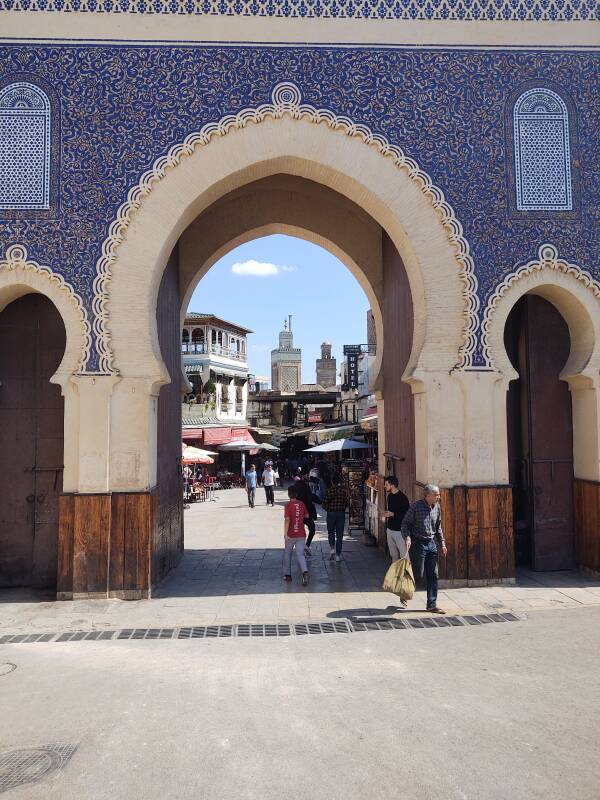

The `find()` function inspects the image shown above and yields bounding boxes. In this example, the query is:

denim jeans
[327,511,346,555]
[264,485,275,505]
[247,487,256,507]
[409,539,439,608]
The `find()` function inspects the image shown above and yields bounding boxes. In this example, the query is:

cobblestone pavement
[1,486,599,634]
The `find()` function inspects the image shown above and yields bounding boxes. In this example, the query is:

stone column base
[574,479,600,573]
[58,491,156,600]
[439,485,515,583]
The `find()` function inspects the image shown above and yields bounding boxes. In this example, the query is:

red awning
[201,427,253,446]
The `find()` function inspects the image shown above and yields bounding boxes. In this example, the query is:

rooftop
[184,311,253,334]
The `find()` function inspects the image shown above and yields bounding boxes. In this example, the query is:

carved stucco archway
[98,83,478,383]
[97,83,487,490]
[482,244,600,482]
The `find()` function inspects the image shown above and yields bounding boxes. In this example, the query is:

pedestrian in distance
[283,484,310,586]
[323,471,348,563]
[401,484,448,614]
[263,463,276,506]
[245,464,258,508]
[294,476,318,557]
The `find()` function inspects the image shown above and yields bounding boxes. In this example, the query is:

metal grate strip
[0,612,522,645]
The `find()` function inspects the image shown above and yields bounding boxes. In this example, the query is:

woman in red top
[283,484,309,586]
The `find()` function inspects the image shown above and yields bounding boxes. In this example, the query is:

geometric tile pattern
[0,0,597,20]
[514,89,572,211]
[0,46,597,371]
[0,83,51,210]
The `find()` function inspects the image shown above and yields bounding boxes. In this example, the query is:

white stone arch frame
[0,244,91,381]
[0,244,93,491]
[97,82,478,383]
[482,244,600,481]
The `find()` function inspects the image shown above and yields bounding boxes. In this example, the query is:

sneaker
[428,606,446,614]
[335,554,341,563]
[329,548,335,561]
[302,572,310,586]
[283,574,292,582]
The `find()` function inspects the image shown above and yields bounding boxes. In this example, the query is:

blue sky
[187,235,370,384]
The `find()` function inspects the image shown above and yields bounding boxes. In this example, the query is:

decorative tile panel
[0,45,597,371]
[514,89,572,212]
[0,0,596,21]
[0,83,50,210]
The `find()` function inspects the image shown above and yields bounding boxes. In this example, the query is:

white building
[182,312,251,422]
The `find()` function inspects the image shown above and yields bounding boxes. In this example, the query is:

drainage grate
[0,744,77,794]
[0,612,521,645]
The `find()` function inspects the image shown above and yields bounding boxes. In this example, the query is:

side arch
[482,243,600,482]
[0,244,91,383]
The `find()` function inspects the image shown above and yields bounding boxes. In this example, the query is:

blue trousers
[409,539,439,609]
[327,511,346,555]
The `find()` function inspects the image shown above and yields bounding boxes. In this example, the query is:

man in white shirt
[262,464,276,506]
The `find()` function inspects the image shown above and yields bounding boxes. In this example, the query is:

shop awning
[203,427,254,446]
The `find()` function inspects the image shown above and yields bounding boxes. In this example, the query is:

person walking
[323,472,348,563]
[245,464,258,508]
[295,476,318,557]
[262,463,276,506]
[381,475,410,561]
[401,484,448,614]
[283,484,310,586]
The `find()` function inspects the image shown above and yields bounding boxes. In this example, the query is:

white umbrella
[258,442,280,451]
[182,444,218,457]
[218,438,258,451]
[303,438,372,453]
[182,444,215,465]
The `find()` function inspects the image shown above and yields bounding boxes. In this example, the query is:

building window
[0,82,51,210]
[513,88,572,212]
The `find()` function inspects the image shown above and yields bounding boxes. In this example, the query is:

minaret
[316,341,337,388]
[271,314,302,391]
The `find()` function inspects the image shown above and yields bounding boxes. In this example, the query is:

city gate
[0,8,598,597]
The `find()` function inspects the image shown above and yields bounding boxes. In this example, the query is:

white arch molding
[482,244,600,482]
[97,81,479,381]
[0,243,97,491]
[0,244,91,379]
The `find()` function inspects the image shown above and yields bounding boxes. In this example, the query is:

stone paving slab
[1,487,599,634]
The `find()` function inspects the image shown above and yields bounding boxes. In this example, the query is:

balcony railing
[182,342,247,361]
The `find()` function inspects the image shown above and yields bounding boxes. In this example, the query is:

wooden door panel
[0,294,65,588]
[527,296,574,570]
[532,460,575,570]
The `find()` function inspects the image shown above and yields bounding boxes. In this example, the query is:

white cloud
[231,260,297,277]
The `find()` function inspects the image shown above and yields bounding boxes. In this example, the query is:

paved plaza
[1,606,599,799]
[1,486,600,636]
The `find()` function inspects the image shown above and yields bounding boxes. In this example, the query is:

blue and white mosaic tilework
[0,83,51,210]
[0,45,598,370]
[514,88,572,212]
[0,0,597,21]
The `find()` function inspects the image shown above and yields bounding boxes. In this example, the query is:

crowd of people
[242,460,447,614]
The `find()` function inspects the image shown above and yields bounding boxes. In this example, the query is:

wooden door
[505,295,574,571]
[0,294,65,588]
